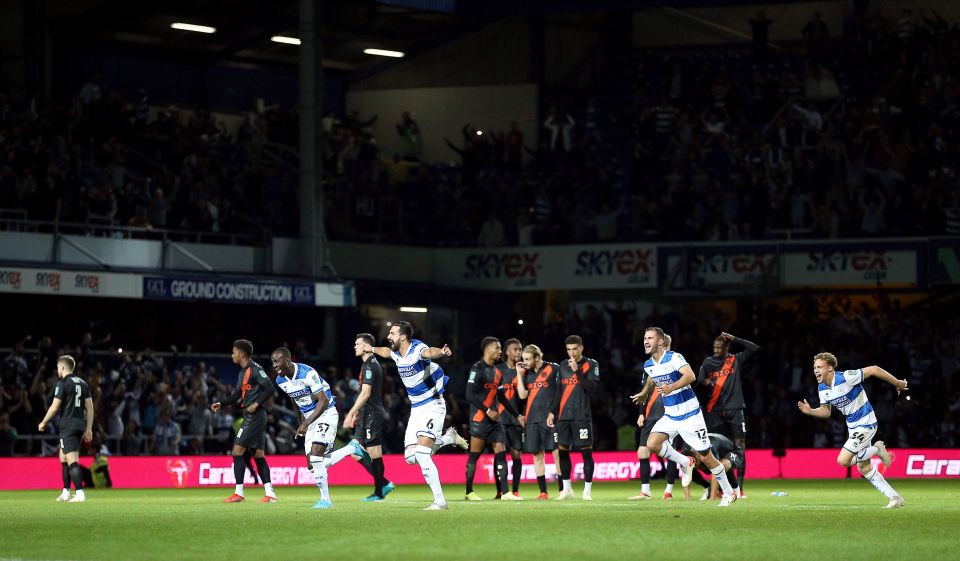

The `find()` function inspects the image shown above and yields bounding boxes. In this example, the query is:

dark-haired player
[212,339,278,503]
[38,355,93,503]
[495,338,526,499]
[343,333,394,502]
[464,337,523,501]
[551,335,599,501]
[697,331,758,497]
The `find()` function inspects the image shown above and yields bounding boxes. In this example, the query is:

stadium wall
[2,449,957,490]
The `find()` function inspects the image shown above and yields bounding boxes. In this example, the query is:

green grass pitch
[1,480,958,561]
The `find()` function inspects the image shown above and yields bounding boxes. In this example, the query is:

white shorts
[842,425,878,456]
[651,410,711,453]
[405,398,446,447]
[304,407,339,455]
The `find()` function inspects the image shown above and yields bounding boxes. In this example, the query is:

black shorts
[524,422,557,453]
[723,449,745,471]
[470,418,505,443]
[556,419,593,448]
[639,417,663,447]
[235,412,267,450]
[355,407,385,447]
[705,409,746,440]
[502,424,524,451]
[60,427,84,454]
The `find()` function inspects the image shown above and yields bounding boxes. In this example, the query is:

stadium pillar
[298,0,328,277]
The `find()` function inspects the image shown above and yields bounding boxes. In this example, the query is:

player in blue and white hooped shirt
[798,352,908,509]
[271,347,365,510]
[633,327,739,506]
[361,321,459,511]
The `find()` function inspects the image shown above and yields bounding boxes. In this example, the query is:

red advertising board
[1,449,957,490]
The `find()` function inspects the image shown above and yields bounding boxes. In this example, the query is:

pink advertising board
[1,449,957,490]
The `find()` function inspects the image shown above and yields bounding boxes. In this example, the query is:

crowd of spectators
[0,85,297,239]
[3,7,958,246]
[2,291,956,458]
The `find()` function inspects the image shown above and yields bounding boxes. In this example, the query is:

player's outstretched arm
[421,344,453,360]
[861,365,909,395]
[797,399,831,418]
[361,343,392,359]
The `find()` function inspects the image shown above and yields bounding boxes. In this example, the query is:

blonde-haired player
[797,352,908,508]
[515,344,562,499]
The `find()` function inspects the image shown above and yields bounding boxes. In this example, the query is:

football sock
[641,483,651,494]
[639,457,651,485]
[537,475,547,493]
[864,468,898,499]
[68,462,84,491]
[254,457,274,496]
[665,459,677,484]
[856,445,879,463]
[372,457,386,497]
[436,433,455,449]
[581,449,595,483]
[658,441,689,465]
[665,483,674,494]
[309,455,329,500]
[416,445,445,504]
[465,451,480,493]
[511,457,522,492]
[61,462,71,490]
[494,452,508,494]
[232,455,245,495]
[358,453,375,476]
[326,445,355,467]
[711,463,734,497]
[583,481,592,494]
[558,450,572,483]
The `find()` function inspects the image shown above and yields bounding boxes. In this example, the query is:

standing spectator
[748,9,786,60]
[396,111,423,161]
[478,211,506,247]
[153,411,182,455]
[802,12,830,59]
[544,108,575,152]
[505,121,524,170]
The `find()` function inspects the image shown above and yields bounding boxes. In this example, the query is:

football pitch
[1,480,957,561]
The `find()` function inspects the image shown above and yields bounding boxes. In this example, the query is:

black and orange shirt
[522,362,561,424]
[495,363,522,426]
[696,337,759,412]
[466,359,504,424]
[552,357,599,421]
[643,387,665,422]
[222,360,276,414]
